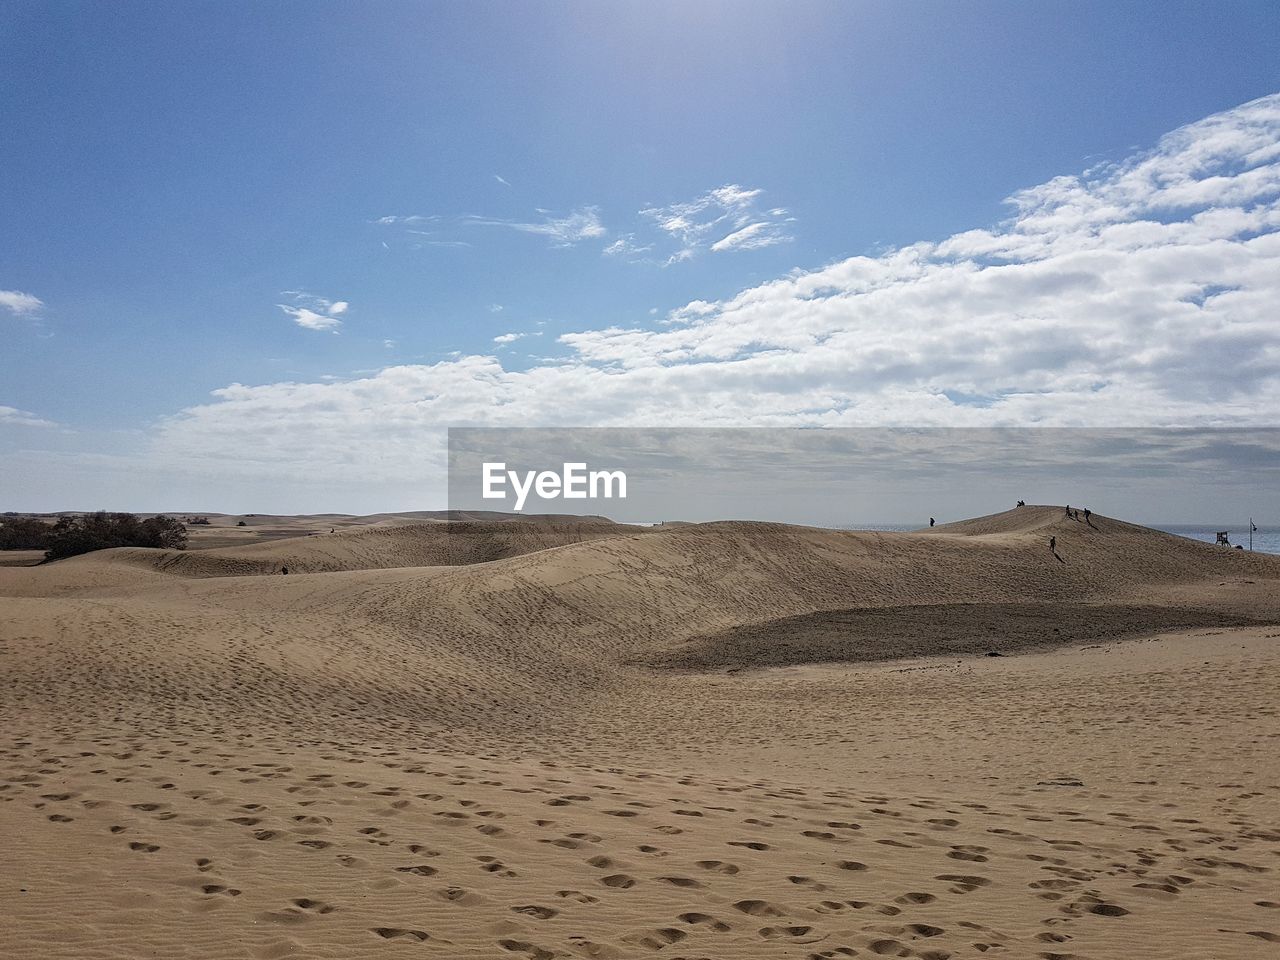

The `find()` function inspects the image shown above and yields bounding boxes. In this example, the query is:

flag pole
[1250,517,1254,552]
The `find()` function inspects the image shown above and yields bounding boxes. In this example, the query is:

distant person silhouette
[1083,508,1092,525]
[1049,536,1056,553]
[929,517,935,527]
[1016,500,1026,507]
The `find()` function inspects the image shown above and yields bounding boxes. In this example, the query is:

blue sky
[3,1,1280,512]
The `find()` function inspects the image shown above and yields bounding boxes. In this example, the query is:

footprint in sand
[291,898,336,914]
[497,939,558,959]
[372,928,431,942]
[394,864,438,876]
[935,873,991,893]
[656,875,701,888]
[789,876,830,890]
[621,927,687,951]
[759,925,821,941]
[554,890,600,904]
[200,884,242,897]
[733,899,787,917]
[695,859,739,875]
[511,905,558,920]
[678,912,731,932]
[895,891,937,904]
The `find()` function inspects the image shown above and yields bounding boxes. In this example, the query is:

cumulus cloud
[139,93,1280,485]
[0,289,43,315]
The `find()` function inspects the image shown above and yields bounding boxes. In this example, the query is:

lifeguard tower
[1215,531,1231,546]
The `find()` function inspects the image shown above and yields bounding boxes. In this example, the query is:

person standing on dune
[1049,536,1056,553]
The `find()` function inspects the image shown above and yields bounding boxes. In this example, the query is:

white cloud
[495,174,511,186]
[406,231,472,248]
[465,206,607,247]
[0,405,55,428]
[0,289,43,315]
[372,215,436,225]
[122,93,1280,486]
[710,221,790,252]
[603,233,654,258]
[278,292,350,331]
[379,207,606,249]
[494,331,544,346]
[640,183,793,261]
[280,306,342,331]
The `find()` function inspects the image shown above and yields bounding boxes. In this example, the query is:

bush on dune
[0,516,54,550]
[44,512,188,561]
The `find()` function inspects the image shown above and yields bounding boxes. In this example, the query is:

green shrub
[0,516,53,550]
[44,512,188,561]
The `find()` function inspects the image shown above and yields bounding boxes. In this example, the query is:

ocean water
[1155,524,1279,556]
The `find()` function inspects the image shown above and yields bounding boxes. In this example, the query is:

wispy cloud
[0,404,55,428]
[376,207,606,249]
[494,174,511,187]
[0,289,43,316]
[406,231,472,248]
[463,207,607,247]
[372,215,438,225]
[603,233,654,259]
[278,292,349,332]
[641,184,794,262]
[710,220,790,252]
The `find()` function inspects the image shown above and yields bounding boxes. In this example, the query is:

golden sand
[2,507,1278,958]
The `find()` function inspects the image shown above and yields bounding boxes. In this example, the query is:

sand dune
[120,516,627,577]
[2,508,1279,958]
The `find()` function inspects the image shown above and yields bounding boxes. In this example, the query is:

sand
[2,506,1278,959]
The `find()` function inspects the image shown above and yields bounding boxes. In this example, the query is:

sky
[2,1,1280,517]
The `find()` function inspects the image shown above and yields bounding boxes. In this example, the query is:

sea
[1154,524,1280,556]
